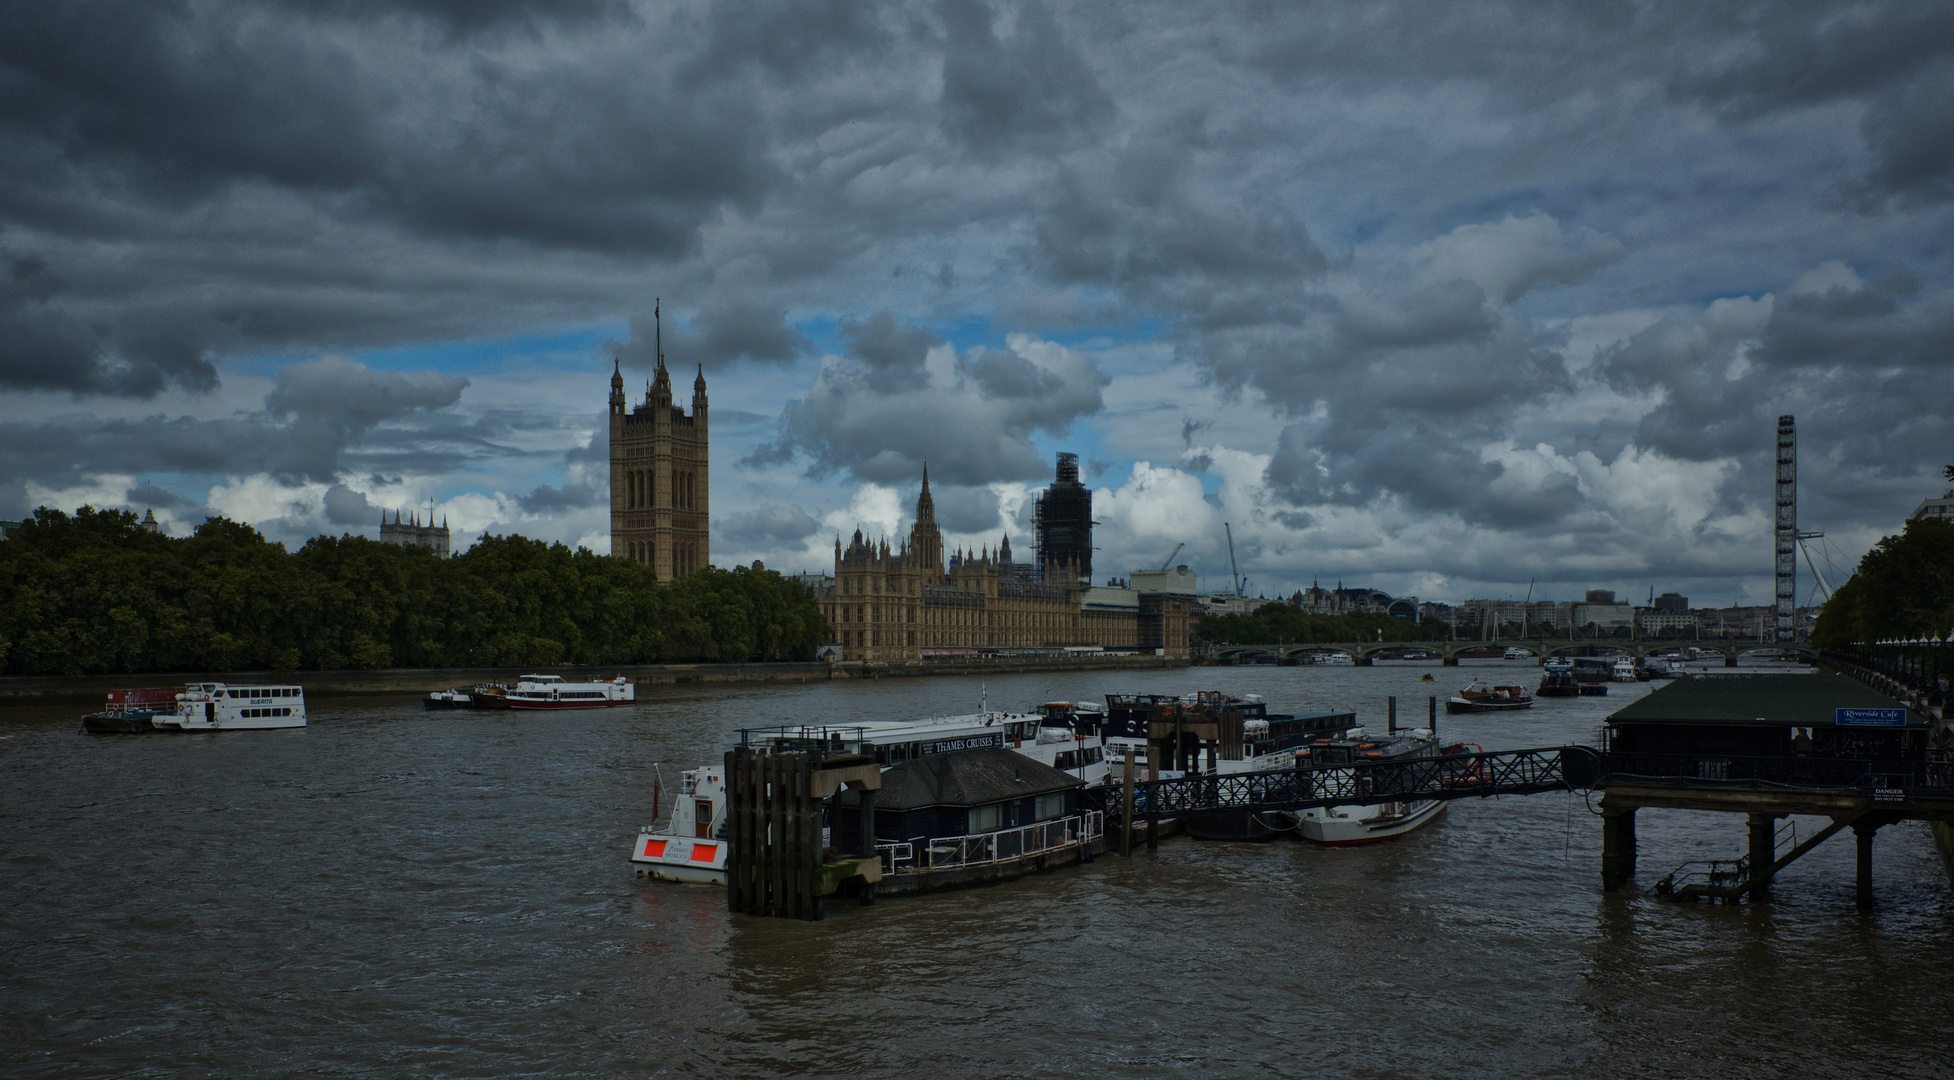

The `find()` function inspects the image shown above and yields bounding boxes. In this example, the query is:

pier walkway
[1122,746,1602,816]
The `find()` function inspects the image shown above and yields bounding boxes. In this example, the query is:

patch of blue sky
[345,322,628,376]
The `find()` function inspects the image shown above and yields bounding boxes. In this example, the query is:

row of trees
[0,507,832,676]
[1197,604,1452,645]
[1811,517,1954,651]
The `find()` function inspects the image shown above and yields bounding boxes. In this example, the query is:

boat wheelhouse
[82,683,307,734]
[631,765,729,884]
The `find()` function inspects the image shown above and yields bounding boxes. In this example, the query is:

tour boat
[82,683,307,734]
[1444,679,1534,713]
[499,674,635,710]
[1612,658,1639,682]
[1294,728,1452,845]
[1503,647,1533,661]
[631,765,728,884]
[1542,656,1574,675]
[422,688,473,710]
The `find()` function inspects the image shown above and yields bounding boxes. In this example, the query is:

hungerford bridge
[1207,639,1818,666]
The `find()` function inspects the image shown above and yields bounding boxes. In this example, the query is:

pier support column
[1442,654,1459,667]
[1747,813,1779,901]
[1120,754,1135,857]
[1602,805,1638,892]
[1855,820,1878,910]
[1724,652,1738,667]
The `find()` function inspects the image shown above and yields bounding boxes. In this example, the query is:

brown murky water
[4,663,1949,1077]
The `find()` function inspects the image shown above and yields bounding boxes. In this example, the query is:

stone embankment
[0,653,1188,702]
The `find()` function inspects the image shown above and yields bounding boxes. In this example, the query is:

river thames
[4,662,1949,1078]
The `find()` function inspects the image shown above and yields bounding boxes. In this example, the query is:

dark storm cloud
[759,315,1106,486]
[938,0,1114,155]
[266,358,469,482]
[610,295,812,371]
[720,505,822,545]
[0,358,470,517]
[518,482,600,514]
[1596,269,1954,527]
[915,483,1001,534]
[842,311,940,391]
[322,483,378,525]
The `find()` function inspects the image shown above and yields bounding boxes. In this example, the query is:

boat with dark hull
[1445,679,1535,713]
[83,683,307,733]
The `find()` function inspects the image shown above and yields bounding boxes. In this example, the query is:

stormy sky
[4,0,1951,608]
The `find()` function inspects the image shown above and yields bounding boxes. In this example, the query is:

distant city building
[610,301,709,583]
[1636,609,1698,635]
[380,508,450,557]
[1653,591,1688,612]
[1910,489,1954,524]
[1200,594,1263,618]
[1573,602,1633,632]
[1459,599,1558,631]
[1418,601,1455,626]
[1129,565,1198,595]
[0,519,21,541]
[139,509,160,534]
[1584,589,1616,604]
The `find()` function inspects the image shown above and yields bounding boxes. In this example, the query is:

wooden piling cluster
[725,746,823,919]
[724,745,883,920]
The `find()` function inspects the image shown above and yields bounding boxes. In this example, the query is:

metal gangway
[1122,746,1604,816]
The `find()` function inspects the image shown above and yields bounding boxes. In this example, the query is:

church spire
[655,297,664,370]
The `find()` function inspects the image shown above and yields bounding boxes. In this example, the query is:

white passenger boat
[1295,727,1448,845]
[1612,657,1638,682]
[493,674,635,710]
[82,683,307,734]
[631,765,729,884]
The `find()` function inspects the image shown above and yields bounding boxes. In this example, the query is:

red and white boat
[630,766,728,884]
[498,674,635,710]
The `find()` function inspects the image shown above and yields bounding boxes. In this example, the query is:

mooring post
[1855,820,1877,910]
[1388,696,1397,733]
[1747,813,1778,900]
[1428,695,1438,739]
[1120,753,1135,857]
[1601,805,1637,892]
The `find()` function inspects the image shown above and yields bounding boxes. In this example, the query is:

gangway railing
[876,811,1104,876]
[1118,746,1603,815]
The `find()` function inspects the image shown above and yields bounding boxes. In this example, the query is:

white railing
[877,811,1103,876]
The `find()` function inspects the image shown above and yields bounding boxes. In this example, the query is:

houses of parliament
[606,308,1188,659]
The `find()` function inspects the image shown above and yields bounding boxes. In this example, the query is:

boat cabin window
[1035,793,1064,820]
[969,805,1001,833]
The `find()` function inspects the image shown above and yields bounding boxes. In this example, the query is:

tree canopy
[1810,518,1954,650]
[0,507,830,676]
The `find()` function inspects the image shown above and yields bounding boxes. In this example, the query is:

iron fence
[875,810,1105,876]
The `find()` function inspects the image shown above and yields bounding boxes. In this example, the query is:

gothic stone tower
[610,300,709,582]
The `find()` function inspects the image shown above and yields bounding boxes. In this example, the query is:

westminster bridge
[1205,639,1818,666]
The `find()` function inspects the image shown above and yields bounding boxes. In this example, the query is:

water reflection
[2,663,1947,1078]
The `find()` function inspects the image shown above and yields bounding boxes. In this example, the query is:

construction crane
[1225,523,1245,597]
[1158,542,1184,570]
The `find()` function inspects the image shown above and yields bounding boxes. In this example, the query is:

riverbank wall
[0,653,1189,703]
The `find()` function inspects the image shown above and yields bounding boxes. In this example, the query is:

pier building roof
[832,747,1081,810]
[1607,674,1919,728]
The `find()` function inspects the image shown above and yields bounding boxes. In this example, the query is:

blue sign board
[1835,707,1907,727]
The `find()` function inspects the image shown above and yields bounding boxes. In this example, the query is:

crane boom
[1225,523,1243,597]
[1158,542,1184,570]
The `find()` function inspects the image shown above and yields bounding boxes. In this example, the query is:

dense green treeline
[1811,518,1954,650]
[1198,604,1451,645]
[0,507,831,676]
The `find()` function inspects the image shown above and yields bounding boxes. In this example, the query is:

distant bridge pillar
[1602,805,1638,892]
[1442,651,1459,667]
[1724,651,1738,668]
